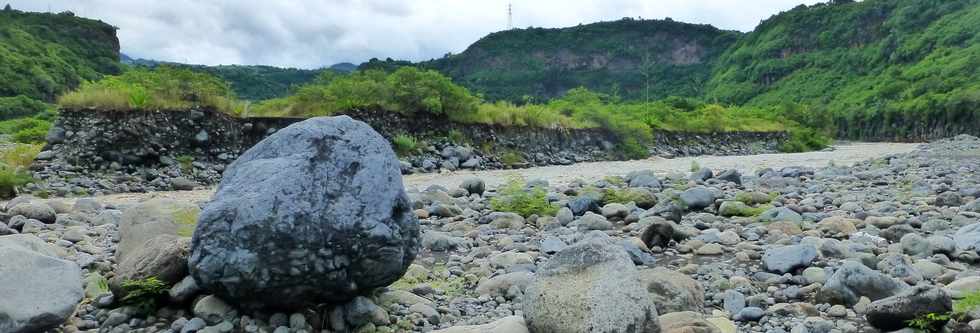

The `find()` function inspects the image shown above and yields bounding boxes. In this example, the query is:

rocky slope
[2,134,980,332]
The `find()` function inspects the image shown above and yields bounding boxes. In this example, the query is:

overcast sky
[9,0,822,69]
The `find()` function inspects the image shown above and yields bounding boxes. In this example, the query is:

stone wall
[29,108,786,196]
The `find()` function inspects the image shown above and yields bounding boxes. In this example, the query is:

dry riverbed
[68,141,919,207]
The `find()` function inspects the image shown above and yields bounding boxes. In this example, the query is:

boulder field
[2,121,980,332]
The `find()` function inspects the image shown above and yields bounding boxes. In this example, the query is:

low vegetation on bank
[54,65,830,157]
[58,66,246,114]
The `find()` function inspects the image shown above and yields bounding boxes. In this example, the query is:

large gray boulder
[679,187,714,211]
[0,235,83,333]
[117,198,200,263]
[110,234,191,298]
[954,223,980,253]
[189,116,420,310]
[865,285,952,331]
[762,244,818,274]
[7,201,56,224]
[638,267,704,314]
[432,316,529,333]
[817,261,908,306]
[523,233,660,333]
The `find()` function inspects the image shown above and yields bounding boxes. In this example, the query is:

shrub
[0,95,50,120]
[0,166,32,199]
[906,312,950,332]
[12,125,49,143]
[391,134,419,156]
[0,117,52,143]
[175,155,194,174]
[690,160,701,172]
[490,176,558,217]
[500,150,524,167]
[58,66,245,114]
[0,143,41,169]
[120,277,169,315]
[445,129,466,144]
[779,127,831,153]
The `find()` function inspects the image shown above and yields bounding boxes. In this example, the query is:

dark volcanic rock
[188,116,420,310]
[865,285,952,331]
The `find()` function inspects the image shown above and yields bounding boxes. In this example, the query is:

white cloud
[7,0,823,68]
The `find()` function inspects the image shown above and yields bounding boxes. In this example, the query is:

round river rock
[188,116,420,310]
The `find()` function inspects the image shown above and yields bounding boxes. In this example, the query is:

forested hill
[122,56,326,101]
[706,0,980,140]
[421,18,740,102]
[0,7,121,102]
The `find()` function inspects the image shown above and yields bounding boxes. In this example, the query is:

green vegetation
[124,56,326,101]
[954,290,980,318]
[58,66,245,114]
[391,134,420,156]
[173,207,199,237]
[422,18,739,102]
[252,67,479,118]
[706,0,980,139]
[390,265,467,297]
[0,95,51,121]
[601,187,656,208]
[490,176,558,217]
[499,150,525,167]
[120,277,169,314]
[0,143,41,198]
[175,155,194,174]
[906,312,950,332]
[901,290,980,332]
[252,69,806,157]
[0,112,53,144]
[0,8,121,102]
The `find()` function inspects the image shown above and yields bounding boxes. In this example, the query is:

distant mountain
[329,62,357,73]
[0,7,122,102]
[421,18,740,102]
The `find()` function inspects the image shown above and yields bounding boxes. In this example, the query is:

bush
[391,134,419,156]
[0,166,32,199]
[12,125,49,143]
[58,66,245,114]
[490,176,558,217]
[0,143,41,169]
[500,150,524,167]
[120,277,169,315]
[780,127,831,153]
[0,143,40,199]
[0,95,50,120]
[175,155,194,174]
[0,117,52,144]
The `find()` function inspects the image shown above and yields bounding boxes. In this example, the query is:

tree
[3,4,11,11]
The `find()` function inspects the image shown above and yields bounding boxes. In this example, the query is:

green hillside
[0,7,121,102]
[122,56,326,101]
[422,18,740,103]
[706,0,980,140]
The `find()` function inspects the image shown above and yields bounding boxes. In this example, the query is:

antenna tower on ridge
[507,3,513,30]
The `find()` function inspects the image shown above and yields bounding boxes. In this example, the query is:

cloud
[7,0,823,68]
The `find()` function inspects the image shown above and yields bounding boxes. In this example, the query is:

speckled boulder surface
[188,116,420,310]
[523,232,660,333]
